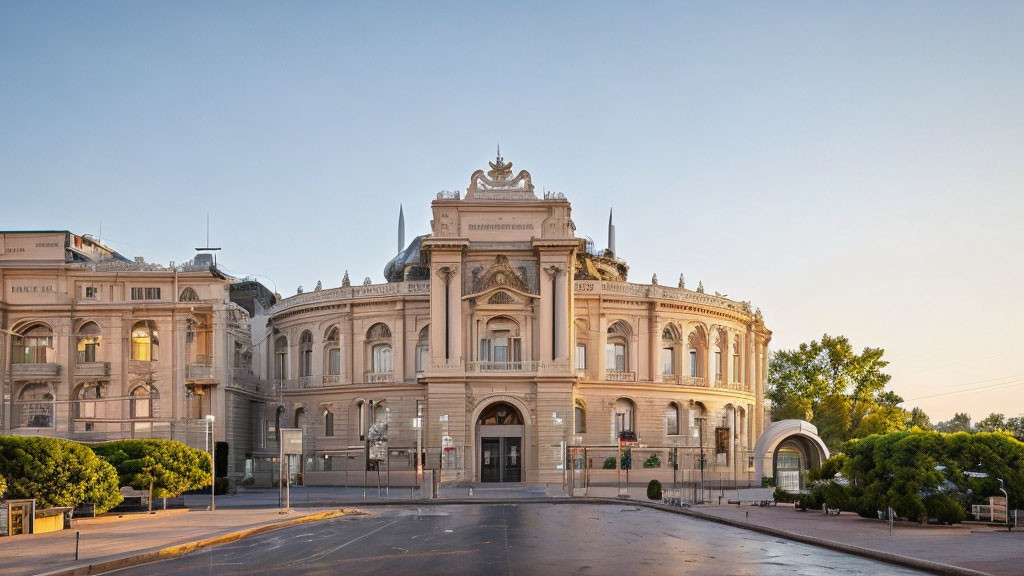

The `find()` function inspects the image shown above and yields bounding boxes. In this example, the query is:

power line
[905,377,1024,402]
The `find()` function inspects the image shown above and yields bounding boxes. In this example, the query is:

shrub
[761,476,775,488]
[0,436,122,513]
[0,473,6,498]
[647,479,663,500]
[215,477,231,495]
[772,487,796,503]
[924,494,966,525]
[603,457,617,469]
[93,439,211,499]
[642,453,661,468]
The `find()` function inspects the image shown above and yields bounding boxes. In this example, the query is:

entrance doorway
[476,402,524,483]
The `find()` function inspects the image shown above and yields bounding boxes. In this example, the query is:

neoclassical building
[0,231,272,477]
[260,155,821,488]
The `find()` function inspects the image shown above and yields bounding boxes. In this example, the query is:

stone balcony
[185,363,217,381]
[11,363,61,380]
[605,370,636,382]
[659,374,710,387]
[364,371,393,384]
[76,362,110,379]
[466,361,540,373]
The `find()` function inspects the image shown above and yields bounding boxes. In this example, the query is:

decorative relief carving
[436,266,457,285]
[466,153,536,200]
[474,255,529,293]
[488,292,515,305]
[543,264,562,281]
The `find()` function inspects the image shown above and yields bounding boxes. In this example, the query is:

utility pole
[206,414,216,511]
[696,416,707,504]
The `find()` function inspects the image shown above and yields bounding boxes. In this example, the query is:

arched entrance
[476,402,524,483]
[753,420,829,492]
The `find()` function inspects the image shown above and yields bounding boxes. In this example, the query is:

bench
[752,499,776,507]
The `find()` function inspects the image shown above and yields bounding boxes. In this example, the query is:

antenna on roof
[195,212,222,266]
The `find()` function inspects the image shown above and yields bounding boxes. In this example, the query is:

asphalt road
[109,504,929,576]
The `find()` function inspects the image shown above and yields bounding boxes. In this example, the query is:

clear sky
[2,1,1022,422]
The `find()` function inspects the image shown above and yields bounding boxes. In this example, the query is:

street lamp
[998,478,1011,531]
[694,416,707,504]
[206,414,216,511]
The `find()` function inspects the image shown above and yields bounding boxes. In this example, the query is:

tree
[906,407,932,430]
[93,439,211,500]
[0,473,6,498]
[768,334,905,450]
[934,413,972,433]
[975,413,1007,433]
[0,436,122,513]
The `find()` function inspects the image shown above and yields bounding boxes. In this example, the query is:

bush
[761,476,775,488]
[647,479,663,500]
[773,487,797,503]
[0,436,122,513]
[642,453,661,468]
[215,477,231,495]
[0,473,6,498]
[603,457,617,469]
[924,494,965,525]
[93,439,211,499]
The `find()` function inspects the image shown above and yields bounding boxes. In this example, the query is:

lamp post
[695,416,707,504]
[206,414,216,511]
[998,478,1011,531]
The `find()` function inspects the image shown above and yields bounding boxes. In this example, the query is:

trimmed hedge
[93,439,211,499]
[0,436,122,513]
[647,479,663,500]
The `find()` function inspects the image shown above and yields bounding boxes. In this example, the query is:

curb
[36,508,355,576]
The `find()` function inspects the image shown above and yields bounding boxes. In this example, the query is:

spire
[497,142,502,162]
[607,208,616,256]
[398,204,405,254]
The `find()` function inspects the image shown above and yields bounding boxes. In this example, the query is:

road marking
[288,517,404,566]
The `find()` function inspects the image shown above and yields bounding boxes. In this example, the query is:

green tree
[974,413,1007,433]
[93,439,211,499]
[0,473,6,498]
[0,436,122,513]
[768,334,904,450]
[906,407,932,430]
[934,413,972,433]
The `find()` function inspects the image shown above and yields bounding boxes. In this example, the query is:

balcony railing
[322,375,341,386]
[466,361,540,373]
[605,370,636,382]
[721,381,750,392]
[186,363,217,380]
[680,376,708,387]
[273,378,287,393]
[76,361,110,379]
[298,376,314,388]
[11,363,61,380]
[660,374,680,384]
[364,371,393,384]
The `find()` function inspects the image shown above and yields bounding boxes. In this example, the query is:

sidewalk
[0,507,342,576]
[690,502,1023,576]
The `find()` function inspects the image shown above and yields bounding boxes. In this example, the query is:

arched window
[355,400,367,441]
[366,323,392,376]
[131,320,159,362]
[372,400,388,426]
[275,405,285,441]
[294,406,306,429]
[324,327,341,376]
[130,384,158,419]
[688,327,708,380]
[732,335,742,384]
[574,399,587,434]
[178,287,200,302]
[324,408,335,437]
[415,325,429,373]
[665,402,681,435]
[77,321,102,363]
[18,383,55,427]
[13,323,53,364]
[74,383,104,420]
[299,330,314,377]
[479,317,521,369]
[662,324,681,377]
[613,397,635,434]
[477,402,524,425]
[689,401,708,440]
[606,321,631,373]
[274,336,288,380]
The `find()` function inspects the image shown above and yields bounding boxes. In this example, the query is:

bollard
[75,531,80,560]
[745,511,749,523]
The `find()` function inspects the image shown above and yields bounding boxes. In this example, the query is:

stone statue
[697,281,704,293]
[342,271,351,287]
[363,277,372,285]
[314,280,322,291]
[296,285,304,294]
[678,274,685,289]
[651,273,658,285]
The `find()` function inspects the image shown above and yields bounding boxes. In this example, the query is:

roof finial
[497,142,502,162]
[398,204,405,254]
[607,207,616,256]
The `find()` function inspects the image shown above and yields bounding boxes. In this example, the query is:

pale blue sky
[2,1,1022,420]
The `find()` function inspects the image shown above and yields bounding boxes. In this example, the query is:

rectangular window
[666,409,678,435]
[84,286,98,299]
[478,338,491,362]
[575,344,586,370]
[661,347,674,375]
[415,345,428,372]
[689,350,698,377]
[606,343,626,371]
[733,355,740,381]
[715,351,722,380]
[325,411,334,436]
[329,348,341,375]
[130,287,161,300]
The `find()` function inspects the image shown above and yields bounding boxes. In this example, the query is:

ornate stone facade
[262,156,774,487]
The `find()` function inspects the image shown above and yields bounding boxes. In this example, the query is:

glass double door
[480,436,521,483]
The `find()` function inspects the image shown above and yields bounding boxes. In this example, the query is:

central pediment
[473,255,530,293]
